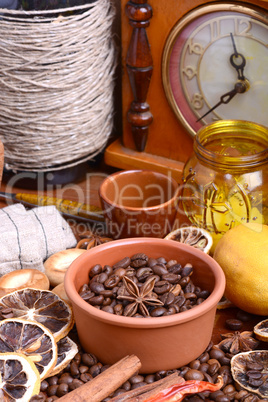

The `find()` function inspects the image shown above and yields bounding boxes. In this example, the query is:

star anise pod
[216,331,260,355]
[118,276,164,317]
[76,230,113,250]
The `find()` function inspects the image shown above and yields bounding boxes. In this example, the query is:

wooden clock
[104,0,268,181]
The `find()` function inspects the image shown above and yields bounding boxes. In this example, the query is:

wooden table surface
[0,157,265,346]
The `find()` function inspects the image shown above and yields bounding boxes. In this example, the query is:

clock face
[162,3,268,137]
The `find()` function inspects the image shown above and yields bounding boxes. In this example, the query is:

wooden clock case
[105,0,268,181]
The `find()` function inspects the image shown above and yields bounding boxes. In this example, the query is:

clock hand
[196,81,247,122]
[230,33,246,81]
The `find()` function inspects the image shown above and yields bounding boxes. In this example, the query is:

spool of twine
[0,0,116,172]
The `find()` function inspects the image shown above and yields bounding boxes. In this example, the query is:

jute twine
[0,0,116,172]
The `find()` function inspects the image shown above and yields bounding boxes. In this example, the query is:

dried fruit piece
[231,350,268,398]
[216,331,260,355]
[217,296,234,310]
[0,318,57,380]
[0,288,74,341]
[254,319,268,342]
[0,352,40,401]
[164,227,213,254]
[50,336,78,376]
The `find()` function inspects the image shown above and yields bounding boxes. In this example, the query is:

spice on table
[143,376,224,402]
[76,230,113,249]
[57,354,142,402]
[216,331,260,355]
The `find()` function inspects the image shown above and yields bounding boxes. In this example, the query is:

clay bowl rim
[65,237,226,329]
[98,169,180,212]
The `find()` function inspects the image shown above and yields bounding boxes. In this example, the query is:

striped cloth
[0,203,77,276]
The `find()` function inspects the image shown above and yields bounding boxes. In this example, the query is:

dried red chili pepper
[144,376,224,402]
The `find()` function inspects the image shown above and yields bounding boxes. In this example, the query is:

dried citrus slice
[231,350,268,398]
[0,288,74,341]
[0,352,40,401]
[50,336,79,376]
[0,318,57,380]
[164,226,213,254]
[254,319,268,342]
[217,295,234,310]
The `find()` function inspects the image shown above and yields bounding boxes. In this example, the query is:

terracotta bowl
[65,238,225,373]
[99,169,179,238]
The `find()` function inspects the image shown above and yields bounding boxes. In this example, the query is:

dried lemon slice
[0,352,40,401]
[0,288,74,341]
[231,350,268,398]
[164,226,213,254]
[50,336,78,376]
[254,319,268,342]
[0,318,57,380]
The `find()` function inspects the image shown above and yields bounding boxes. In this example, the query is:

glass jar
[181,120,268,252]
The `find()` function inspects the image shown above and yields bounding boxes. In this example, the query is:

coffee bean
[248,378,263,387]
[147,258,158,267]
[47,385,58,397]
[89,264,102,278]
[80,373,93,382]
[160,292,175,306]
[246,362,263,371]
[236,310,254,322]
[154,283,171,295]
[198,352,210,363]
[102,305,114,314]
[179,276,191,288]
[113,257,131,269]
[161,273,180,284]
[47,376,58,386]
[69,379,84,390]
[136,267,153,281]
[210,390,224,401]
[185,369,204,381]
[215,394,230,402]
[88,295,104,306]
[81,353,98,367]
[103,265,113,276]
[223,384,236,398]
[56,383,69,397]
[122,380,131,391]
[189,360,201,370]
[130,253,148,268]
[188,396,204,402]
[89,363,102,377]
[58,374,73,385]
[29,395,46,401]
[225,318,243,330]
[152,264,169,276]
[200,363,209,373]
[166,259,178,268]
[90,282,105,294]
[181,263,193,277]
[150,307,167,317]
[70,361,80,377]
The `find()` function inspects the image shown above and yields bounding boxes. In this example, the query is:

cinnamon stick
[109,372,185,401]
[58,355,141,402]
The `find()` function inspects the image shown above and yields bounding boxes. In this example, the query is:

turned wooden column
[125,0,153,152]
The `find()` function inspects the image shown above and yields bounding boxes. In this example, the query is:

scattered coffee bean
[225,318,243,330]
